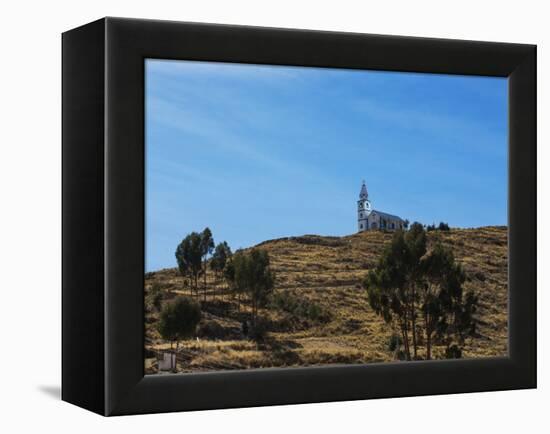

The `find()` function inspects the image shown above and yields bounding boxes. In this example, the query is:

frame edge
[62,18,107,415]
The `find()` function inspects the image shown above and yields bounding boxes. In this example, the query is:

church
[357,181,405,232]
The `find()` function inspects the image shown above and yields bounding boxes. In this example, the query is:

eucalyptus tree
[233,249,275,324]
[211,241,232,280]
[199,227,215,301]
[364,224,477,360]
[175,232,203,296]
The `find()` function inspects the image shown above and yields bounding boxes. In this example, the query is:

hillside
[145,226,508,373]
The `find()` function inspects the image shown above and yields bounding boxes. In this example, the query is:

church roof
[372,210,404,222]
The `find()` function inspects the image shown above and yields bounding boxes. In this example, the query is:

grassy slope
[145,226,508,373]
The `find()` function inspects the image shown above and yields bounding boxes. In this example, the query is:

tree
[231,251,248,311]
[157,296,201,371]
[364,223,477,360]
[404,222,428,358]
[419,243,452,359]
[211,241,232,280]
[438,222,450,231]
[422,244,477,358]
[175,232,203,296]
[223,257,239,308]
[247,249,275,321]
[364,229,415,360]
[199,227,215,301]
[210,241,232,301]
[233,249,275,324]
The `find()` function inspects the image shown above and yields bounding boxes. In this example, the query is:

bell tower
[357,180,372,232]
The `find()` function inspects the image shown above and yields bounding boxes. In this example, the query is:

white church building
[357,181,405,232]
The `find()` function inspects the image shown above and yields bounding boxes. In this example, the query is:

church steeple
[357,180,372,232]
[359,180,369,200]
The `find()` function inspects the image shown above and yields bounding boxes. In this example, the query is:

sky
[145,59,507,271]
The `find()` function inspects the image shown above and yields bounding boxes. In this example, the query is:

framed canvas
[62,17,536,416]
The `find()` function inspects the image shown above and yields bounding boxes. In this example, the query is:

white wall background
[0,0,546,431]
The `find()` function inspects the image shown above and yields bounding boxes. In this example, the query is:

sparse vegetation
[146,226,507,373]
[426,222,450,232]
[146,282,163,312]
[270,290,331,324]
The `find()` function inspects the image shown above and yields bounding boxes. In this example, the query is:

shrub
[388,333,403,352]
[158,296,201,343]
[197,320,227,339]
[270,291,331,324]
[249,317,269,342]
[152,290,163,311]
[145,283,163,312]
[292,235,346,247]
[445,344,462,359]
[396,350,407,361]
[427,222,450,231]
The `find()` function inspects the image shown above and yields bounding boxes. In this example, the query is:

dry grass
[145,226,508,373]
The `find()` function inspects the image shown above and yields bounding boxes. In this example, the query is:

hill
[145,226,508,373]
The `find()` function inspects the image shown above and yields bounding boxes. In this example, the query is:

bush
[388,333,403,352]
[306,304,322,322]
[269,315,297,332]
[197,320,227,339]
[158,296,202,342]
[426,222,450,232]
[152,291,163,312]
[445,344,462,359]
[396,350,407,361]
[146,283,163,312]
[249,317,269,342]
[270,291,331,323]
[292,235,346,247]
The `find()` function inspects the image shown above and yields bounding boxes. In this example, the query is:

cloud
[351,99,506,159]
[146,94,350,195]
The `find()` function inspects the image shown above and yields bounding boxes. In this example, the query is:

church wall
[356,182,404,232]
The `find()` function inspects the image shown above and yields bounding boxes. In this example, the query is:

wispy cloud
[147,96,290,171]
[351,99,506,159]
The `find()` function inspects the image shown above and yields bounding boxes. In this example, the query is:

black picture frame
[62,17,536,416]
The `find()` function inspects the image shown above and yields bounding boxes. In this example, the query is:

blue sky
[145,59,507,271]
